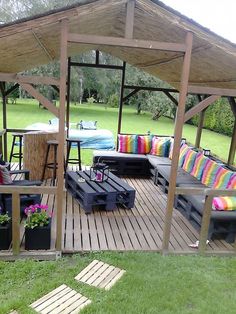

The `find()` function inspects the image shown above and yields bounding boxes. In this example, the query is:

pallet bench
[65,170,136,214]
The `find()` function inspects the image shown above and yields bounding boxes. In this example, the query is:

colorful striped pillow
[137,135,152,154]
[201,159,221,187]
[213,197,236,211]
[213,167,234,189]
[150,137,170,157]
[168,138,174,159]
[227,173,236,189]
[118,134,137,153]
[178,144,190,167]
[190,153,208,180]
[182,149,198,173]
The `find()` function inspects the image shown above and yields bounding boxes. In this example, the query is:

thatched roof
[1,0,236,90]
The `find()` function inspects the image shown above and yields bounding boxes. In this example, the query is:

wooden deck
[9,164,235,254]
[44,171,234,254]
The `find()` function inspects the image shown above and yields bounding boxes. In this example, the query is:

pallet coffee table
[65,170,136,214]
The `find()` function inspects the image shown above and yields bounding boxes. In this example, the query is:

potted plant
[0,210,12,250]
[24,204,52,250]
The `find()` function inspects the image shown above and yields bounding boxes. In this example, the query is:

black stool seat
[65,138,82,170]
[41,140,59,185]
[9,133,24,169]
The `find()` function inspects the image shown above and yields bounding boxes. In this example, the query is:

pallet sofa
[93,134,236,242]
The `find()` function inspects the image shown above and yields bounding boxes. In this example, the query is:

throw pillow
[137,135,152,154]
[212,197,236,211]
[150,137,170,157]
[213,167,234,189]
[118,134,138,154]
[190,153,208,180]
[178,144,190,167]
[201,159,222,187]
[227,173,236,189]
[168,138,174,159]
[0,165,13,184]
[182,149,198,173]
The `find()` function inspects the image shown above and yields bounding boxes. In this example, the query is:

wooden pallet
[65,170,135,213]
[75,259,126,290]
[30,284,91,313]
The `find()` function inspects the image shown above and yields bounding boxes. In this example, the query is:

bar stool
[41,140,58,185]
[65,138,82,171]
[9,133,24,169]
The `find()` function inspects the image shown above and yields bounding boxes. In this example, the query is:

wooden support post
[2,83,7,161]
[117,1,134,136]
[56,19,68,252]
[195,109,206,148]
[227,97,236,166]
[117,62,126,135]
[162,32,193,253]
[66,57,71,135]
[228,117,236,165]
[198,195,213,254]
[12,192,20,255]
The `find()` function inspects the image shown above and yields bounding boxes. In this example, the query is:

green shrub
[107,93,119,108]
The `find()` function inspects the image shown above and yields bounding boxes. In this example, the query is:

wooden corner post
[56,19,68,251]
[162,32,193,253]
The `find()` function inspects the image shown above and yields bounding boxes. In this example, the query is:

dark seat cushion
[93,150,148,160]
[157,165,202,185]
[146,155,171,167]
[181,193,236,221]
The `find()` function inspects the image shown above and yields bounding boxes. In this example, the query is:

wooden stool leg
[65,141,72,170]
[19,136,23,170]
[41,144,50,181]
[77,141,82,170]
[9,136,16,164]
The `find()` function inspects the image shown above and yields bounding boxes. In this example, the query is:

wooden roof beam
[20,83,59,117]
[188,85,236,97]
[0,73,60,86]
[68,33,186,52]
[184,95,220,122]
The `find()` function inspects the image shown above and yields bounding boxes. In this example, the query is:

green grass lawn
[0,252,236,313]
[0,99,234,165]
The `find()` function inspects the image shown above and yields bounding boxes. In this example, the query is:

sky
[161,0,236,43]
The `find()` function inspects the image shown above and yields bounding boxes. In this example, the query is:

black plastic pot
[0,223,12,250]
[25,223,51,250]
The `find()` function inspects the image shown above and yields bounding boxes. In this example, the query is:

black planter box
[25,223,51,250]
[0,223,12,250]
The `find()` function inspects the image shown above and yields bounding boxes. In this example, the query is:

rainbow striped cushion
[150,137,170,157]
[178,144,190,167]
[182,149,198,173]
[168,138,174,159]
[118,134,137,153]
[227,173,236,189]
[137,135,152,154]
[201,159,221,187]
[213,167,234,189]
[213,197,236,211]
[190,153,208,180]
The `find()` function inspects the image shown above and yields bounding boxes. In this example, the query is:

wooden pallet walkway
[8,164,235,254]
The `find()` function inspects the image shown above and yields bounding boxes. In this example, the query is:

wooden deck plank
[8,162,233,255]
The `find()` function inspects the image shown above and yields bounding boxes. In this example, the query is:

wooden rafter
[31,30,54,62]
[188,85,236,97]
[184,95,220,122]
[0,73,59,86]
[20,83,59,117]
[68,33,186,52]
[125,0,135,39]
